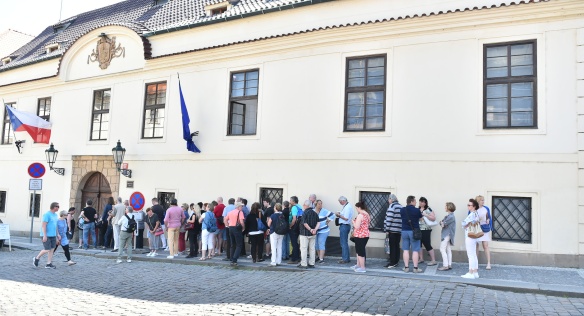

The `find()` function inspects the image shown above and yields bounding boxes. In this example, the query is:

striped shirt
[317,208,335,234]
[384,201,402,233]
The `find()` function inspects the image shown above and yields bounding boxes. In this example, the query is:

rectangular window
[345,55,386,132]
[91,89,111,140]
[228,70,259,135]
[37,97,51,122]
[259,188,283,206]
[2,103,16,145]
[359,191,390,231]
[0,191,6,213]
[484,40,537,128]
[492,196,532,243]
[156,191,175,211]
[142,82,167,139]
[29,193,41,218]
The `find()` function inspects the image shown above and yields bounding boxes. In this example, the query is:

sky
[1,0,125,37]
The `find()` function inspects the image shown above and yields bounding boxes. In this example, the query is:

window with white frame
[142,82,166,139]
[91,89,110,141]
[484,40,537,128]
[228,70,259,136]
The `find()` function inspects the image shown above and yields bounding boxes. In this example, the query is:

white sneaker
[116,259,122,264]
[354,267,366,273]
[127,259,132,263]
[152,253,158,257]
[164,247,169,251]
[167,255,174,259]
[473,272,479,279]
[461,273,475,279]
[350,265,358,270]
[247,255,252,259]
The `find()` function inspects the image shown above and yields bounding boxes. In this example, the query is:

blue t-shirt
[400,205,422,231]
[289,205,303,222]
[269,212,281,234]
[41,211,59,237]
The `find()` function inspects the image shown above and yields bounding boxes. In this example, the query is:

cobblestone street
[1,249,583,315]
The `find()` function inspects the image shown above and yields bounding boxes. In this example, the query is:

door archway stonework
[69,155,119,212]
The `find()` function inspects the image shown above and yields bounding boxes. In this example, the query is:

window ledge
[223,134,260,141]
[476,128,546,136]
[338,130,391,138]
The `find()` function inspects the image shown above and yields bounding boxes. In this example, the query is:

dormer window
[211,7,227,16]
[1,57,11,66]
[53,22,72,34]
[205,1,232,17]
[153,0,168,6]
[45,43,59,54]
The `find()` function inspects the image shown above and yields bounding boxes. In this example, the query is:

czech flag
[5,105,52,144]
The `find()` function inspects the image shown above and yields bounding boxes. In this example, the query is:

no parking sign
[130,192,145,211]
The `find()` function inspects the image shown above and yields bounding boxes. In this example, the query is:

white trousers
[465,236,480,270]
[160,224,167,248]
[113,224,121,250]
[201,230,214,251]
[270,233,284,265]
[440,236,452,267]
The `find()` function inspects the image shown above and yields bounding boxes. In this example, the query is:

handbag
[185,222,195,230]
[235,210,243,230]
[334,218,340,226]
[384,235,390,254]
[405,208,422,240]
[257,217,266,231]
[467,222,484,239]
[66,231,73,240]
[349,229,355,243]
[423,216,439,227]
[154,228,164,236]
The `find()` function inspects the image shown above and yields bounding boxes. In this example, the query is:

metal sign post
[29,179,43,243]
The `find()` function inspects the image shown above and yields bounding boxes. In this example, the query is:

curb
[64,248,584,298]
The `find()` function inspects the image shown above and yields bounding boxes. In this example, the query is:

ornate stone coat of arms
[87,34,125,69]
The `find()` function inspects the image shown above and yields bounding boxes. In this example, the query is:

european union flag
[179,80,201,153]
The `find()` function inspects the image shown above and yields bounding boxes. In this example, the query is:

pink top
[164,206,185,228]
[353,212,370,238]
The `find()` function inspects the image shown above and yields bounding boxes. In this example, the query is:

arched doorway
[81,172,112,213]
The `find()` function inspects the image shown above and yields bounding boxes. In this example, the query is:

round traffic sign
[28,163,46,178]
[130,192,145,211]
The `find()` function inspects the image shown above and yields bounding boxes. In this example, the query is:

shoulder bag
[480,210,491,233]
[422,209,439,227]
[405,208,422,240]
[467,212,485,239]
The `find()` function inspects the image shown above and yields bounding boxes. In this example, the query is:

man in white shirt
[335,196,354,264]
[110,197,125,252]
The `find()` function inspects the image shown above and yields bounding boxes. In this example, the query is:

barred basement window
[359,191,390,231]
[492,196,532,243]
[29,193,41,218]
[157,191,175,210]
[259,188,283,206]
[0,191,6,213]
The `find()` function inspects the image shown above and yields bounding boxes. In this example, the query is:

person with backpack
[199,203,217,260]
[267,203,287,266]
[116,206,136,264]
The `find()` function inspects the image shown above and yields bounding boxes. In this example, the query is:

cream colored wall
[0,1,581,259]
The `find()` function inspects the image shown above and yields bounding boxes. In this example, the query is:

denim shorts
[315,231,329,251]
[401,230,421,252]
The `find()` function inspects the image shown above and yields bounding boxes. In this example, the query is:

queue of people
[34,193,491,276]
[384,194,492,279]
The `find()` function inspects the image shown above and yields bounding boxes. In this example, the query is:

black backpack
[274,213,289,235]
[125,214,137,233]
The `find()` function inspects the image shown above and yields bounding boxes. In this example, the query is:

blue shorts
[220,228,227,240]
[401,230,421,252]
[316,231,329,251]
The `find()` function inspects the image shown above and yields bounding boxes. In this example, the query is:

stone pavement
[1,247,584,315]
[3,235,584,300]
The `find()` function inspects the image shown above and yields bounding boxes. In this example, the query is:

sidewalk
[5,235,584,298]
